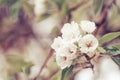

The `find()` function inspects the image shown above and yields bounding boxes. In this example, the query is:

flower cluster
[51,20,98,69]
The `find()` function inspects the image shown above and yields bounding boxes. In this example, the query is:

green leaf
[23,63,33,75]
[10,0,20,18]
[0,0,19,6]
[99,32,120,45]
[61,65,73,80]
[60,2,69,17]
[104,46,119,52]
[38,13,51,21]
[22,0,34,15]
[111,55,120,66]
[112,44,120,50]
[104,46,120,66]
[94,0,104,16]
[53,0,66,10]
[7,55,33,73]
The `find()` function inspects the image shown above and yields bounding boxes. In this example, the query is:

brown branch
[69,0,88,11]
[33,49,54,80]
[93,0,115,37]
[44,69,59,80]
[94,0,115,26]
[66,0,88,22]
[83,53,94,69]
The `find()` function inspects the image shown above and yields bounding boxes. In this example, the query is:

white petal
[75,68,94,80]
[56,54,72,69]
[79,34,98,53]
[34,0,46,16]
[51,37,63,51]
[61,21,81,42]
[57,43,77,60]
[80,20,96,33]
[95,57,120,80]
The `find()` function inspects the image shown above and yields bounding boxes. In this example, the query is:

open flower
[57,43,77,60]
[56,54,72,69]
[51,21,99,69]
[79,34,98,53]
[61,21,81,42]
[51,37,63,51]
[55,43,77,69]
[80,20,96,33]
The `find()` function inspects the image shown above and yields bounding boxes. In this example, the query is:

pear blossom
[80,20,96,33]
[57,43,77,60]
[51,21,99,69]
[55,43,77,69]
[34,0,46,16]
[61,21,81,42]
[56,54,72,69]
[95,56,120,80]
[51,37,63,51]
[79,34,98,53]
[75,68,94,80]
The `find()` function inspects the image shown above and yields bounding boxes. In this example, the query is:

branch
[33,49,54,80]
[66,0,88,22]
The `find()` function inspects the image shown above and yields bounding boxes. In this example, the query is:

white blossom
[57,43,77,60]
[52,37,77,69]
[51,21,99,69]
[79,34,98,53]
[95,56,120,80]
[51,37,63,51]
[75,68,94,80]
[61,21,81,42]
[56,54,72,69]
[80,20,96,33]
[34,0,46,16]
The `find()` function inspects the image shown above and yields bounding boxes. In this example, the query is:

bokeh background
[0,0,120,80]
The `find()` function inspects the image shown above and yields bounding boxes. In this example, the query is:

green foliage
[7,55,33,73]
[104,46,120,66]
[22,0,34,16]
[111,56,120,66]
[94,0,104,16]
[60,2,69,17]
[10,0,20,18]
[61,65,73,80]
[112,44,120,50]
[53,0,65,10]
[0,0,19,6]
[39,13,51,21]
[99,32,120,45]
[104,46,120,55]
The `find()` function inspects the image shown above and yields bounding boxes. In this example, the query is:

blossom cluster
[51,20,98,69]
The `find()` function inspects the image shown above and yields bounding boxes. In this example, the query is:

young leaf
[61,65,73,80]
[94,0,104,16]
[53,0,65,10]
[104,46,120,55]
[104,46,119,52]
[110,43,120,50]
[99,32,120,45]
[7,55,33,73]
[104,46,120,66]
[111,55,120,66]
[10,0,20,18]
[0,0,19,6]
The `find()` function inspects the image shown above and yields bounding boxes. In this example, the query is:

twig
[93,0,115,37]
[44,69,59,80]
[94,0,115,26]
[66,0,88,22]
[69,0,88,11]
[83,53,94,69]
[33,49,54,80]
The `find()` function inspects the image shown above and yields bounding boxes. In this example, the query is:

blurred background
[0,0,120,80]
